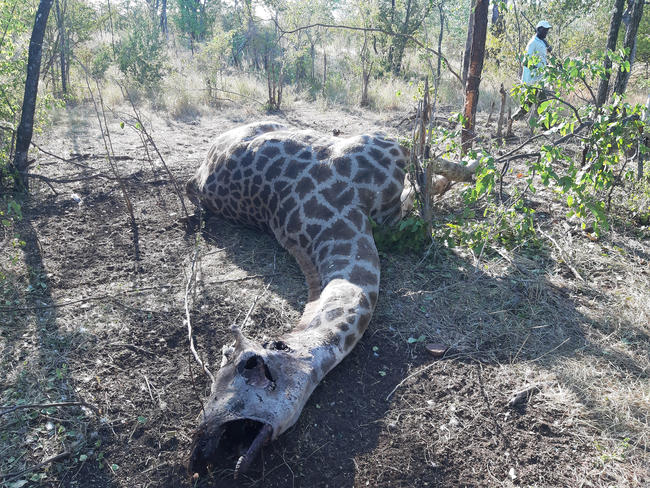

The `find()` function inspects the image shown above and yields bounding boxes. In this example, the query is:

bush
[116,9,167,87]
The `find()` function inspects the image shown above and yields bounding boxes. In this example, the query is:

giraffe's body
[186,121,411,475]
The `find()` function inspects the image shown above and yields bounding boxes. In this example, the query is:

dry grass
[1,100,648,487]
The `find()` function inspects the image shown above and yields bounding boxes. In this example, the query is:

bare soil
[1,100,648,488]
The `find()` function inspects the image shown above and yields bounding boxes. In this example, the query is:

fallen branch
[0,451,71,482]
[184,238,215,383]
[0,401,100,417]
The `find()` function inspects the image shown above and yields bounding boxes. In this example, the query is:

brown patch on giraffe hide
[264,163,283,180]
[305,223,322,239]
[322,184,354,209]
[357,188,377,212]
[283,139,302,155]
[284,160,308,179]
[356,237,379,267]
[297,150,313,160]
[338,323,350,332]
[319,219,356,242]
[344,332,358,351]
[330,242,352,256]
[307,315,322,329]
[357,312,371,333]
[316,147,332,160]
[358,293,370,311]
[373,137,393,149]
[286,209,302,234]
[308,164,333,183]
[389,147,400,156]
[261,145,280,158]
[295,177,315,199]
[332,156,351,177]
[349,265,379,287]
[304,197,335,220]
[325,307,344,321]
[317,247,332,267]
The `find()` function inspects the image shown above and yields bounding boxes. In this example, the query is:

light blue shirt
[521,36,548,84]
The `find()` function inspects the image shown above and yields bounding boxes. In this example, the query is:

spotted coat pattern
[186,121,410,440]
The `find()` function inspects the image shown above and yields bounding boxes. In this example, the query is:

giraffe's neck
[187,121,409,475]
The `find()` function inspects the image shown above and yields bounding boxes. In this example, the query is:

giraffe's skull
[187,327,314,478]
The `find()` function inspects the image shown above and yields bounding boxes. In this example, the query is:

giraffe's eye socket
[266,340,290,351]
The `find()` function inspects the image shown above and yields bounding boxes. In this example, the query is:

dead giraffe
[185,121,413,477]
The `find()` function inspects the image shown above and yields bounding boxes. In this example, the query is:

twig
[0,275,277,313]
[184,238,215,383]
[239,281,273,331]
[0,451,71,482]
[386,362,439,401]
[118,83,190,219]
[0,401,100,418]
[537,227,585,282]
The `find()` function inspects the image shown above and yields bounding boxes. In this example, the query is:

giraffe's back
[187,122,411,243]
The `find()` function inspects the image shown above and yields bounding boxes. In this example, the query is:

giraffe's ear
[220,344,235,368]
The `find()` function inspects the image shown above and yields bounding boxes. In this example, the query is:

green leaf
[79,454,88,462]
[378,371,386,376]
[9,481,28,488]
[119,121,124,129]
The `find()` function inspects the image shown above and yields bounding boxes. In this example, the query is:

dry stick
[537,227,585,282]
[0,401,100,418]
[386,361,442,402]
[239,281,273,332]
[79,62,140,267]
[0,451,71,482]
[184,237,215,383]
[496,83,506,139]
[0,274,277,313]
[119,83,190,219]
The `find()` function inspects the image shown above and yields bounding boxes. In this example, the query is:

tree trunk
[55,0,66,95]
[596,0,625,106]
[462,0,476,85]
[461,0,488,155]
[612,0,644,99]
[496,83,506,139]
[12,0,54,191]
[160,0,168,38]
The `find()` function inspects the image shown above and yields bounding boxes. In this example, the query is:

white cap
[536,20,551,29]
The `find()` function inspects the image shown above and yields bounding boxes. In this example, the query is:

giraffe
[186,121,413,478]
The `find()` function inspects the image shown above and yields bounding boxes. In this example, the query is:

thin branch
[0,401,100,418]
[0,451,71,482]
[184,237,215,383]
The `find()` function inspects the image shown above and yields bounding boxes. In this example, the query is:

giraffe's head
[187,326,315,477]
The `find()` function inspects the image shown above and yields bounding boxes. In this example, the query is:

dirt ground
[1,99,648,488]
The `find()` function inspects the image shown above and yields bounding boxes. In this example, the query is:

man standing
[522,20,552,83]
[513,20,552,122]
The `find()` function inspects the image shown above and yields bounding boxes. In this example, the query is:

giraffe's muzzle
[187,417,272,478]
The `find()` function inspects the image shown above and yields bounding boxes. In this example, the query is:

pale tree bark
[12,0,54,191]
[461,0,476,85]
[461,0,488,155]
[612,0,644,99]
[596,0,625,106]
[55,0,66,95]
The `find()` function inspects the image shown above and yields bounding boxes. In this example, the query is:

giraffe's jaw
[187,416,272,478]
[187,336,317,478]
